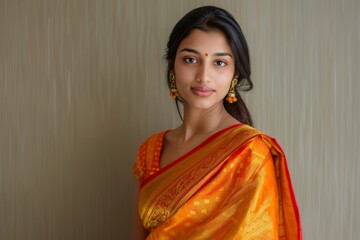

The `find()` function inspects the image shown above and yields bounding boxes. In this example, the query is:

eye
[184,57,198,64]
[215,60,227,67]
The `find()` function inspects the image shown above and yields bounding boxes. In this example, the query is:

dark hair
[165,6,253,126]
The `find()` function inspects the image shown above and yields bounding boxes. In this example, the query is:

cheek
[216,73,233,86]
[220,82,231,95]
[174,64,194,83]
[173,58,183,76]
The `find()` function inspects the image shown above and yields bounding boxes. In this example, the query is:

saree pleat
[133,124,301,239]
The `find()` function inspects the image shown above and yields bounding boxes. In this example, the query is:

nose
[196,62,210,83]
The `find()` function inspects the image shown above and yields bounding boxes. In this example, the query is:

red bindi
[205,53,208,56]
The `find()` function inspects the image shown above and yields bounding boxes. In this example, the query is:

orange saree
[133,124,302,239]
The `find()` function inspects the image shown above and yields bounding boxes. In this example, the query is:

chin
[189,100,223,111]
[181,94,225,110]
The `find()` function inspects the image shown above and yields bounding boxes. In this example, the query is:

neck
[178,103,238,142]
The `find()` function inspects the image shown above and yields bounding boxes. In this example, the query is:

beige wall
[1,0,359,239]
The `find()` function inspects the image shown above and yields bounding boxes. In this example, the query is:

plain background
[1,0,359,239]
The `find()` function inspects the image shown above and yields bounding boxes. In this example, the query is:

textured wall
[0,0,359,239]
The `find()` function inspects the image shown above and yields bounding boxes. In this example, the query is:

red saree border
[140,123,243,189]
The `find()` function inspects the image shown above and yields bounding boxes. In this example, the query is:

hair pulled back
[165,6,253,126]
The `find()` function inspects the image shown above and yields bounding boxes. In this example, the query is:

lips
[191,86,214,97]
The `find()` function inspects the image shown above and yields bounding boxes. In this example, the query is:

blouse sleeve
[132,141,147,182]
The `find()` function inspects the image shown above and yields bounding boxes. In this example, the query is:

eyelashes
[184,57,198,64]
[215,60,227,67]
[183,57,228,67]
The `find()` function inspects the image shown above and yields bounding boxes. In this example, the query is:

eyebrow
[179,48,233,58]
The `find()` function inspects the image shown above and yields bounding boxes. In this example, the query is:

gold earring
[169,72,180,99]
[226,78,238,103]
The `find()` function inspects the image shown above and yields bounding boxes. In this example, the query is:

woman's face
[174,29,235,111]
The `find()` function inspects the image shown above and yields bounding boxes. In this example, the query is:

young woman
[132,6,301,239]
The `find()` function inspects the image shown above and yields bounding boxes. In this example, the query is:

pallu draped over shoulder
[133,124,302,239]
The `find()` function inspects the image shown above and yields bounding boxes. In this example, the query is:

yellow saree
[133,124,302,239]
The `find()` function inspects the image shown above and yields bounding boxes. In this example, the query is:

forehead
[178,29,232,54]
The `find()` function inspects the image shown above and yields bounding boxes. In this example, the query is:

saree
[133,124,302,239]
